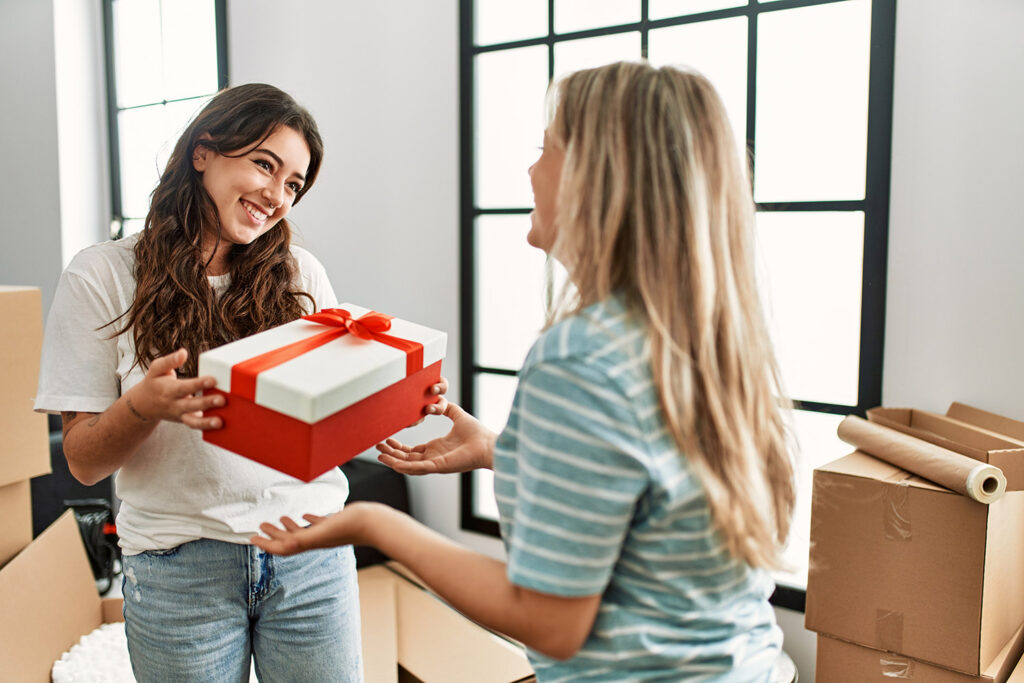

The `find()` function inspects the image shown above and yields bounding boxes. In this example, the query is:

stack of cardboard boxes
[0,285,535,682]
[0,286,52,567]
[0,286,58,677]
[806,403,1024,681]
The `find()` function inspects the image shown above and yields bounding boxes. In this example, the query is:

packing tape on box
[838,416,1008,504]
[879,655,915,679]
[882,477,912,541]
[876,608,904,652]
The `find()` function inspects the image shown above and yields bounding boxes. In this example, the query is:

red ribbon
[230,308,425,402]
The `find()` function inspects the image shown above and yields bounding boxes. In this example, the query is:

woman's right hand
[126,348,225,430]
[376,402,497,474]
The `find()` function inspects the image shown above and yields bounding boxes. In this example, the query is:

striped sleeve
[504,357,650,597]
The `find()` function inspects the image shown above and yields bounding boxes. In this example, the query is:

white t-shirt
[34,233,350,555]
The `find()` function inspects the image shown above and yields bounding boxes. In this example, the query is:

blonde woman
[253,61,796,681]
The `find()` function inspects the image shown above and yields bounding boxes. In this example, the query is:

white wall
[226,0,503,560]
[883,0,1024,416]
[53,0,110,269]
[0,0,62,309]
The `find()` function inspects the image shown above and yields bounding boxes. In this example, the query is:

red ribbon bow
[230,308,424,402]
[303,308,394,340]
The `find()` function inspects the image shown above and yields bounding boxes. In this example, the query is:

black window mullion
[855,0,896,418]
[215,0,229,90]
[458,0,480,536]
[757,200,868,212]
[746,0,758,189]
[641,0,650,59]
[547,0,555,79]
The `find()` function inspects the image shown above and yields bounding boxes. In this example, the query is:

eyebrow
[253,147,307,183]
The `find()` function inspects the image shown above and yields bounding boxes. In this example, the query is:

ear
[192,134,213,172]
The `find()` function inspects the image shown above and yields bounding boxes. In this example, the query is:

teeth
[243,201,268,221]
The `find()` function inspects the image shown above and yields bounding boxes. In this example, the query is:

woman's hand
[126,348,225,430]
[250,504,377,555]
[376,402,497,474]
[408,376,450,427]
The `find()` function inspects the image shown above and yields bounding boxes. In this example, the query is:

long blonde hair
[546,61,795,569]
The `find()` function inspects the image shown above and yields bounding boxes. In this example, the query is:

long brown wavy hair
[114,83,324,377]
[545,62,796,569]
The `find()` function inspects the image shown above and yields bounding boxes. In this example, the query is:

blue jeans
[121,540,362,682]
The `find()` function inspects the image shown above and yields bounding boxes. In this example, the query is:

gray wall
[0,0,62,309]
[7,0,1024,679]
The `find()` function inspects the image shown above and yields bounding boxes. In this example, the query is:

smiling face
[527,128,565,256]
[192,124,311,271]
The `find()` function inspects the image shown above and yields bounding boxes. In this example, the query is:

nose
[262,179,285,211]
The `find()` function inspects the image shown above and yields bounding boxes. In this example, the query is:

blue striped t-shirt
[493,295,781,682]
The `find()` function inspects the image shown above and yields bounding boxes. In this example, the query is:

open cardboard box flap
[867,404,1024,490]
[0,510,121,682]
[361,562,536,683]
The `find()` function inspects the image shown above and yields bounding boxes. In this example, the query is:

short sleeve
[34,268,122,414]
[503,357,650,597]
[292,246,338,311]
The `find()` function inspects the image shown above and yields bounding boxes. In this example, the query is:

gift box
[198,304,446,481]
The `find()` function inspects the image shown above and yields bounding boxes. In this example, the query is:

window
[460,0,896,611]
[103,0,228,239]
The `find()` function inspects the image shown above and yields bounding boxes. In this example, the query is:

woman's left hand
[250,504,375,555]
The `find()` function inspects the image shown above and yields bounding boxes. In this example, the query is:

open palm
[376,403,497,475]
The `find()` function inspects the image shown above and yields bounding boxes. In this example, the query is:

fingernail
[205,378,215,388]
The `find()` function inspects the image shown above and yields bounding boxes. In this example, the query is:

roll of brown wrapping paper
[837,415,1007,504]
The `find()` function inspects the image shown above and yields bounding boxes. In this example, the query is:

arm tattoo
[126,397,149,423]
[87,415,101,427]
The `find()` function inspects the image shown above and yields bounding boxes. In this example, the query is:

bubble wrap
[51,623,133,683]
[51,622,259,682]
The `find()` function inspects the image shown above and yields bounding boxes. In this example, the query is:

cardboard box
[868,405,1024,490]
[361,563,536,683]
[0,286,51,487]
[947,403,1024,443]
[0,512,534,682]
[805,450,1024,675]
[0,479,32,568]
[1013,646,1024,682]
[0,511,123,682]
[199,304,446,481]
[815,624,1024,682]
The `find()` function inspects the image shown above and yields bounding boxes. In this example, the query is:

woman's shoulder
[526,295,645,370]
[64,233,138,286]
[288,242,322,271]
[288,243,330,283]
[288,243,336,309]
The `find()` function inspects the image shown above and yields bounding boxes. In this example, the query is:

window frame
[101,0,229,240]
[461,0,896,613]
